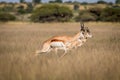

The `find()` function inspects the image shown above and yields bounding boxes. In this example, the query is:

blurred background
[0,0,119,22]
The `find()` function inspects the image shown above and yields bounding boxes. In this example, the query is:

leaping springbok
[36,22,92,58]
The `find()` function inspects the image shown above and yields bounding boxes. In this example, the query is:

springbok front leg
[59,51,67,59]
[59,46,68,59]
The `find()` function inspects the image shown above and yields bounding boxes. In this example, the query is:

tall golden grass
[0,22,120,80]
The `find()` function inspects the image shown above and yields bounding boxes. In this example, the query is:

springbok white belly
[50,41,68,54]
[50,42,65,49]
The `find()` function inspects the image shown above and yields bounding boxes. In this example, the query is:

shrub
[75,11,97,22]
[0,5,14,13]
[88,7,103,21]
[100,7,120,22]
[97,0,107,4]
[55,0,62,3]
[75,7,120,22]
[0,12,16,22]
[16,5,26,14]
[31,4,73,22]
[26,3,33,13]
[73,3,80,11]
[112,5,120,8]
[80,2,88,5]
[16,4,33,14]
[116,0,120,4]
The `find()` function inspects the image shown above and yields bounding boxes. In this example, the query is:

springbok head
[80,22,92,38]
[85,27,92,38]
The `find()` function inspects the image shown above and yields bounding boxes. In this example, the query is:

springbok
[36,22,92,58]
[72,26,92,49]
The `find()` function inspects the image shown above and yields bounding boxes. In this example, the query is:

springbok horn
[80,22,85,31]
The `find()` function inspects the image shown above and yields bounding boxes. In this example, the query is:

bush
[73,3,80,11]
[80,2,88,5]
[88,7,103,21]
[26,3,33,13]
[75,7,120,22]
[31,4,73,22]
[16,4,33,14]
[0,5,14,13]
[100,7,120,22]
[97,0,107,4]
[75,11,97,22]
[16,5,26,14]
[0,12,16,22]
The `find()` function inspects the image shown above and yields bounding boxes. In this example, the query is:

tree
[20,0,25,3]
[55,0,62,3]
[74,3,79,11]
[75,10,97,22]
[26,3,33,13]
[17,5,26,14]
[116,0,120,4]
[97,0,107,4]
[31,4,73,22]
[49,0,62,3]
[81,2,88,5]
[64,1,72,3]
[32,0,41,4]
[100,7,120,22]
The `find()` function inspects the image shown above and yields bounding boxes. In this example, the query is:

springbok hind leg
[59,52,67,59]
[59,48,67,59]
[54,48,59,58]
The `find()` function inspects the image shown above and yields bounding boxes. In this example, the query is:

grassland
[0,22,120,80]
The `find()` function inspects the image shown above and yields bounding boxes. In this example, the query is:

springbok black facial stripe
[85,27,90,33]
[81,28,85,32]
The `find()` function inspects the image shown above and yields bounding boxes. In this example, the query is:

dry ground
[0,22,120,80]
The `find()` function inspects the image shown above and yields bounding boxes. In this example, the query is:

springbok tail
[36,42,51,54]
[35,50,41,54]
[34,50,41,56]
[41,42,51,52]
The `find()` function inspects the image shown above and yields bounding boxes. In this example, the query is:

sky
[0,0,115,3]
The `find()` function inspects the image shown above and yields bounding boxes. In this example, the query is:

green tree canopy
[32,0,41,4]
[55,0,62,3]
[49,0,62,3]
[31,4,73,22]
[20,0,25,3]
[116,0,120,4]
[97,0,107,4]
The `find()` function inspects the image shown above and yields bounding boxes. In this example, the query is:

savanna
[0,22,120,80]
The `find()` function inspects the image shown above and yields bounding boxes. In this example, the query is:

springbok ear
[80,22,85,32]
[86,27,90,33]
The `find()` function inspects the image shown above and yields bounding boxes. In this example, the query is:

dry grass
[0,22,120,80]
